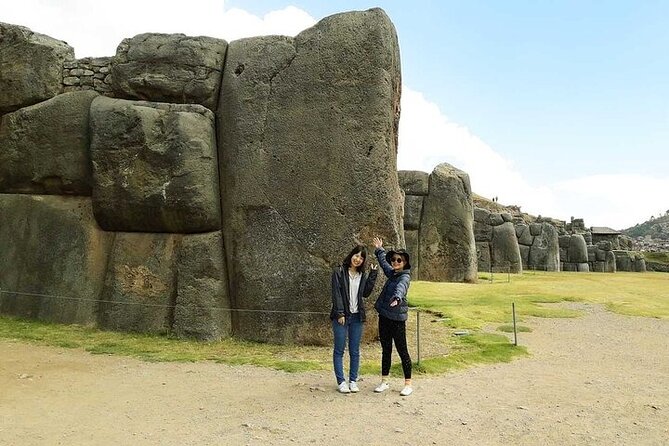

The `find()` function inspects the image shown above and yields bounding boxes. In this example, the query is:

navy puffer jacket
[374,248,411,322]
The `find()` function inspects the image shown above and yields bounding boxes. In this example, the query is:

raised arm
[373,236,394,278]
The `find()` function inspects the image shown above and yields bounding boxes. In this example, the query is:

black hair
[343,245,368,272]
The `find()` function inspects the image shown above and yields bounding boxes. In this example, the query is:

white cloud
[3,0,316,57]
[398,87,562,217]
[397,87,669,229]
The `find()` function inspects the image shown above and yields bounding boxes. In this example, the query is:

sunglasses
[390,257,404,264]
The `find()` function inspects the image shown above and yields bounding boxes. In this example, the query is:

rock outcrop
[111,33,228,111]
[218,9,403,343]
[418,164,477,283]
[89,96,221,233]
[0,23,74,114]
[474,208,523,273]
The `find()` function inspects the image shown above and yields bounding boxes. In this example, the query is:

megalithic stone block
[89,96,221,233]
[217,8,403,344]
[0,22,74,114]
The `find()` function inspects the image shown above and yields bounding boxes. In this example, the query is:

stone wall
[474,208,523,273]
[0,9,407,345]
[62,57,113,96]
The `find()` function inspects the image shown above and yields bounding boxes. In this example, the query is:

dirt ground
[1,303,668,446]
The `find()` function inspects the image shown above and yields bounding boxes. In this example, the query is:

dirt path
[1,303,668,445]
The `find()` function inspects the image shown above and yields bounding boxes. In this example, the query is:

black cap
[386,249,411,270]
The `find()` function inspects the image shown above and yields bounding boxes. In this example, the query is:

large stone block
[98,232,181,333]
[0,91,97,195]
[567,234,588,263]
[90,96,221,233]
[491,222,522,273]
[0,23,74,114]
[217,9,403,343]
[528,223,559,271]
[0,194,112,324]
[476,241,491,273]
[516,223,534,246]
[173,231,231,340]
[398,170,429,195]
[403,195,424,230]
[419,163,477,282]
[111,33,227,111]
[404,229,420,279]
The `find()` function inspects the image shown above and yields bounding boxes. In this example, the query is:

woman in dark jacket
[372,236,413,396]
[330,245,378,394]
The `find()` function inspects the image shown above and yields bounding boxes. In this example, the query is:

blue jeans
[332,313,363,384]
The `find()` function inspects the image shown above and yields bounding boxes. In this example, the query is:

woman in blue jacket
[330,245,378,394]
[372,236,413,396]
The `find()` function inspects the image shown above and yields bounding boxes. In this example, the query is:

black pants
[378,315,412,379]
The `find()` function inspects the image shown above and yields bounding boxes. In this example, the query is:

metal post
[512,302,518,346]
[416,310,421,365]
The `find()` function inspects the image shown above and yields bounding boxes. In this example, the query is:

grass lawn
[1,271,667,376]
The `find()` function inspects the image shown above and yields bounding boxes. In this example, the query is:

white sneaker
[338,382,350,393]
[400,385,413,396]
[374,382,390,393]
[349,381,359,393]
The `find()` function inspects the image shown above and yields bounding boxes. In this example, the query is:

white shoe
[400,385,413,396]
[374,382,390,393]
[349,381,359,393]
[338,382,350,393]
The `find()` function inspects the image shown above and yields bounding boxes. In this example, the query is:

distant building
[591,226,622,249]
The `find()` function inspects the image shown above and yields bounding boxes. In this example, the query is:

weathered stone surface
[474,220,493,242]
[515,224,533,246]
[488,213,504,226]
[0,91,98,195]
[501,213,513,223]
[111,33,227,111]
[633,255,647,272]
[217,9,403,343]
[519,244,530,268]
[476,241,491,273]
[605,250,617,273]
[99,232,181,333]
[567,234,588,263]
[404,230,419,279]
[528,223,560,271]
[529,223,543,236]
[90,96,221,233]
[173,231,231,340]
[473,207,490,223]
[398,170,429,195]
[419,163,477,282]
[559,235,571,248]
[403,195,424,230]
[0,194,112,324]
[577,262,590,272]
[0,23,73,114]
[613,250,632,271]
[491,222,522,273]
[587,245,596,262]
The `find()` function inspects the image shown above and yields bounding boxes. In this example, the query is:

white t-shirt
[348,270,361,314]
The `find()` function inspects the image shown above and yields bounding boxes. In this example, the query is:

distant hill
[622,214,669,240]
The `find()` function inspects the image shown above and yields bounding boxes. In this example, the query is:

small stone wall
[62,57,113,96]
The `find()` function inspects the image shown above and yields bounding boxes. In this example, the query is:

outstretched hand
[370,264,378,270]
[372,237,383,249]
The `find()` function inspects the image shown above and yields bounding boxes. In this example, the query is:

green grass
[1,271,666,375]
[409,271,669,329]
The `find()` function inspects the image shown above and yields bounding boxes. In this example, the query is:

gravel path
[1,303,668,445]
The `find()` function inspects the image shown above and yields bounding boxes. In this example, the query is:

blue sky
[5,1,669,229]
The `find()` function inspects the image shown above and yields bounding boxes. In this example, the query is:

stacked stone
[516,222,560,271]
[1,10,406,345]
[399,164,478,283]
[559,234,590,271]
[62,57,113,96]
[398,171,428,279]
[613,251,647,272]
[587,241,617,273]
[474,208,523,273]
